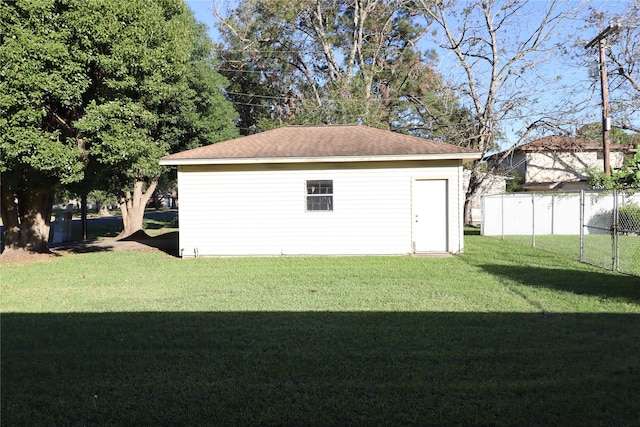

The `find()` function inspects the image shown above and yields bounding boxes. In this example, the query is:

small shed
[160,125,481,257]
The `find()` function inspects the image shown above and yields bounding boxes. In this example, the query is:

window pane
[307,195,333,211]
[306,180,333,211]
[307,180,332,195]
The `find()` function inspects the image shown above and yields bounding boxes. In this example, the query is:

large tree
[214,0,463,138]
[416,0,576,223]
[0,0,238,255]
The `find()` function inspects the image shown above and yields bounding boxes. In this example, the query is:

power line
[224,90,455,105]
[226,91,286,100]
[215,48,343,54]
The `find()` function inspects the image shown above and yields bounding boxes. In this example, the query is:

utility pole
[585,24,619,177]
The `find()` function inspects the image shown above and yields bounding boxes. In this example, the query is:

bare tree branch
[416,0,576,223]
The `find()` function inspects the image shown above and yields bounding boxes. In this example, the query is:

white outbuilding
[159,125,481,257]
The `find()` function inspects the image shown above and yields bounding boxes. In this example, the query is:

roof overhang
[160,152,482,166]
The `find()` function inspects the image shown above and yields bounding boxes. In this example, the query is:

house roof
[160,125,482,165]
[516,135,633,152]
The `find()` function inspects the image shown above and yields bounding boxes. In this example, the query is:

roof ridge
[283,123,362,128]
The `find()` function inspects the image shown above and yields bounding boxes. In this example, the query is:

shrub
[618,203,640,232]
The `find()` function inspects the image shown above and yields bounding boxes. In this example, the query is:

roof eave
[159,153,482,166]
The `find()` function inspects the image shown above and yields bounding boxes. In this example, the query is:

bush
[618,203,640,232]
[506,172,524,192]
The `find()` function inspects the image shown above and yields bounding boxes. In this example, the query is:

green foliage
[1,0,237,189]
[586,167,615,189]
[505,172,524,192]
[217,0,465,139]
[577,123,640,145]
[0,0,238,248]
[618,203,640,230]
[0,0,86,187]
[76,100,164,181]
[587,148,640,190]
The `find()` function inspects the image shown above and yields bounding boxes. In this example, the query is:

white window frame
[305,180,333,212]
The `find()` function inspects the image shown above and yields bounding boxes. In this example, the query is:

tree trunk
[116,178,158,240]
[1,176,54,255]
[463,162,484,226]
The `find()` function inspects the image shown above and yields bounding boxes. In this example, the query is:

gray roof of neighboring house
[160,125,481,165]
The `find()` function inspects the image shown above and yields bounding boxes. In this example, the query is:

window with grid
[306,180,333,211]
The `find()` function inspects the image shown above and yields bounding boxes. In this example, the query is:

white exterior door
[413,179,448,252]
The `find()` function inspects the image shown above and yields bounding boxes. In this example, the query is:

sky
[184,0,637,148]
[185,0,225,40]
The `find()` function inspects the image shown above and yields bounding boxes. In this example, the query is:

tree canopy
[0,0,238,254]
[214,0,466,139]
[576,123,640,146]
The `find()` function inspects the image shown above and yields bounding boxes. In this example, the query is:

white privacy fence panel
[482,190,640,277]
[583,192,617,235]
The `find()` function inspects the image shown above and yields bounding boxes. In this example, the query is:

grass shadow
[479,264,640,304]
[50,230,178,257]
[2,311,639,425]
[48,241,116,253]
[464,226,481,236]
[67,220,121,241]
[120,231,179,256]
[143,220,177,230]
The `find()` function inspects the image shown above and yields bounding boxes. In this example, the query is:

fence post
[613,188,619,272]
[531,193,536,248]
[610,188,618,271]
[580,190,585,262]
[551,194,555,235]
[501,193,505,240]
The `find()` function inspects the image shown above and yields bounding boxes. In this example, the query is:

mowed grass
[503,233,640,276]
[2,236,639,425]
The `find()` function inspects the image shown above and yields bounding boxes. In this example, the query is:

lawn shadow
[479,264,640,304]
[48,241,116,253]
[143,223,167,230]
[464,227,481,236]
[120,231,179,256]
[49,232,178,256]
[2,311,639,426]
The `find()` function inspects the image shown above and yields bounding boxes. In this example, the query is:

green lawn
[502,233,640,276]
[2,236,639,425]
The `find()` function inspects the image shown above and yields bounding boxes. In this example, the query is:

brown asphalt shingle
[161,125,479,161]
[517,135,633,152]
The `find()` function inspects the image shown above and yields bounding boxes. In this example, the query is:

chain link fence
[482,190,640,277]
[582,191,616,270]
[617,197,640,275]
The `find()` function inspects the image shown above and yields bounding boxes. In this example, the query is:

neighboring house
[491,136,635,191]
[160,125,481,257]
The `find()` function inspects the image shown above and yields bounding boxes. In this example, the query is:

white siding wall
[525,151,628,183]
[177,161,463,256]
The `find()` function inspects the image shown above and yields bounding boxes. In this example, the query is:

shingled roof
[160,125,481,165]
[517,135,633,152]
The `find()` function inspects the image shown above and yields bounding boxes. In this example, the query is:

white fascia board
[159,153,482,166]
